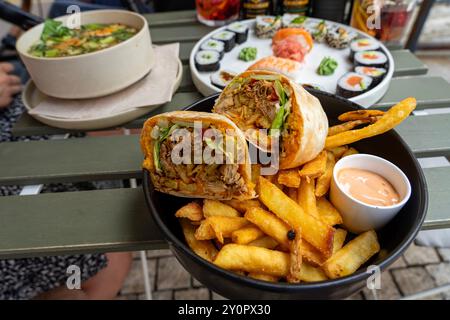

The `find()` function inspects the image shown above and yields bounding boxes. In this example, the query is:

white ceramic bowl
[16,9,155,99]
[330,154,412,233]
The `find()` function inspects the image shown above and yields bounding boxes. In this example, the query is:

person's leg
[35,252,132,300]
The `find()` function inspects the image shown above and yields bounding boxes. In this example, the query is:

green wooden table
[1,10,450,259]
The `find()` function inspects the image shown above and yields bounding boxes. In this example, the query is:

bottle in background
[196,0,241,26]
[241,0,272,19]
[350,0,417,45]
[311,0,349,23]
[281,0,310,15]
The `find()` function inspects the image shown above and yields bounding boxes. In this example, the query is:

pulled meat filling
[153,126,248,198]
[218,79,279,130]
[215,78,294,156]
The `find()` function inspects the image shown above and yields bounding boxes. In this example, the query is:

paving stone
[174,288,210,300]
[387,256,407,269]
[437,248,450,262]
[211,291,228,300]
[122,259,157,294]
[157,257,191,290]
[138,290,173,300]
[132,251,142,259]
[425,263,450,299]
[403,244,440,265]
[146,249,173,258]
[362,271,401,300]
[192,277,204,288]
[392,267,442,300]
[345,292,365,300]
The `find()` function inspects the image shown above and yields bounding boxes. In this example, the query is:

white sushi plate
[190,18,394,108]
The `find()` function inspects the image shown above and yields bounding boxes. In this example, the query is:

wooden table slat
[0,165,447,258]
[151,24,214,44]
[0,188,166,259]
[377,76,450,109]
[391,50,428,77]
[2,113,450,186]
[145,10,198,28]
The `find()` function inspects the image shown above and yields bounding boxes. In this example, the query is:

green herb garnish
[154,124,180,173]
[270,80,288,134]
[317,57,338,76]
[291,16,307,25]
[239,47,257,62]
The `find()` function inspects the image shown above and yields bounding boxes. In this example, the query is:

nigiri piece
[248,56,302,80]
[272,28,314,52]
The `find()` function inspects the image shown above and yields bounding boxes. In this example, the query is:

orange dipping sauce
[338,168,400,206]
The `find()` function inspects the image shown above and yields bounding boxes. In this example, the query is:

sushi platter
[189,15,394,108]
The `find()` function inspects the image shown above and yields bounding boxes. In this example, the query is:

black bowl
[143,91,428,300]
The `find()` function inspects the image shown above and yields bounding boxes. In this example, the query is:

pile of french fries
[175,97,417,284]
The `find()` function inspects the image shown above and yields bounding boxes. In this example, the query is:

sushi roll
[195,50,221,72]
[212,31,236,52]
[326,27,356,49]
[308,20,328,43]
[336,72,372,98]
[355,66,387,87]
[210,70,237,89]
[255,15,282,39]
[354,50,388,69]
[227,22,249,44]
[200,39,225,58]
[350,38,380,61]
[282,14,308,28]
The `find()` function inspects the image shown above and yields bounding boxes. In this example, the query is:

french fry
[278,169,301,188]
[245,207,290,251]
[287,227,303,283]
[327,145,348,159]
[231,226,265,245]
[297,178,320,219]
[248,273,280,282]
[251,164,261,185]
[332,229,348,254]
[300,263,328,282]
[301,241,327,267]
[195,216,249,243]
[266,173,284,190]
[316,197,343,226]
[203,199,240,218]
[328,119,370,137]
[223,199,261,214]
[298,151,327,180]
[180,219,218,262]
[341,147,359,158]
[175,202,203,221]
[323,230,380,279]
[248,236,279,250]
[325,97,416,149]
[338,110,385,122]
[245,207,325,265]
[315,151,336,197]
[215,244,327,281]
[287,187,298,201]
[258,177,335,257]
[214,244,290,277]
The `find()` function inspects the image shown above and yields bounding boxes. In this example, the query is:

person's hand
[0,63,22,109]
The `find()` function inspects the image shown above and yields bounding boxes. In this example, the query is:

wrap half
[141,111,256,200]
[213,70,328,169]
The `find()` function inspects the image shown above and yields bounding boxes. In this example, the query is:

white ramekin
[330,154,411,233]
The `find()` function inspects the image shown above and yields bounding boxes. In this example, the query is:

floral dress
[0,97,107,299]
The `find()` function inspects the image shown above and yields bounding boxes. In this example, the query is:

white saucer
[22,57,183,131]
